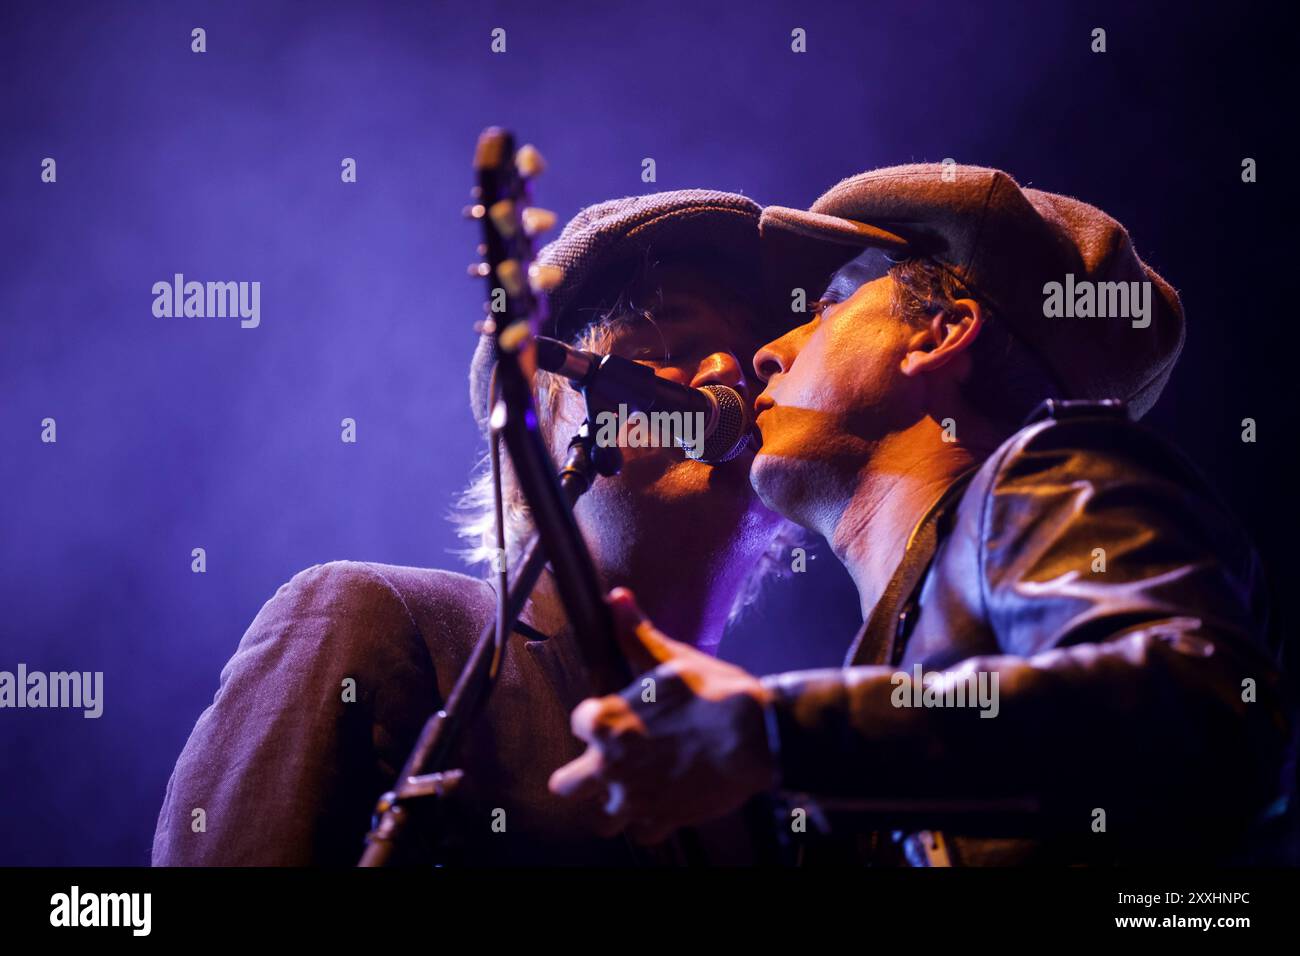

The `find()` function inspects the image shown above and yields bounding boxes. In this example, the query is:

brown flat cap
[761,163,1185,418]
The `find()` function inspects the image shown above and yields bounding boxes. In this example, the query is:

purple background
[1,0,1293,864]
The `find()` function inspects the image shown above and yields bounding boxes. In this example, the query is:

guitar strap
[837,468,977,868]
[844,468,978,669]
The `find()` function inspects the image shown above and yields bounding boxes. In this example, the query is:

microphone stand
[359,388,626,866]
[360,376,708,865]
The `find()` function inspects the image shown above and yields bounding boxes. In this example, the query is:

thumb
[607,587,682,672]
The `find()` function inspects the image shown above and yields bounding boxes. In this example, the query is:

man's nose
[753,333,796,383]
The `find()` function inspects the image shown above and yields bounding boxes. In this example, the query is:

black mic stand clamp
[572,390,624,481]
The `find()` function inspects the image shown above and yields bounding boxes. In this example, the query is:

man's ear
[900,298,984,377]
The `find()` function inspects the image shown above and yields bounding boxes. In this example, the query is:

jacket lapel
[520,628,595,716]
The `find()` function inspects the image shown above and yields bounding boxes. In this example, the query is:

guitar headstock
[468,127,559,354]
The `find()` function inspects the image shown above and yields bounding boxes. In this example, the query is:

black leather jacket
[762,400,1294,865]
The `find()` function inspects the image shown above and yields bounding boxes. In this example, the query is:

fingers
[551,694,644,802]
[569,695,643,751]
[552,596,703,842]
[548,748,638,838]
[547,747,606,802]
[607,587,681,670]
[549,735,682,843]
[550,696,655,838]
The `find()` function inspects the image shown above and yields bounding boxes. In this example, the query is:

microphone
[533,336,751,464]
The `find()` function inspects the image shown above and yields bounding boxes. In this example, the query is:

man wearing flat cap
[152,190,803,865]
[552,164,1295,865]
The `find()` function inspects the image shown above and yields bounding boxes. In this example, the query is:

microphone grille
[687,385,750,464]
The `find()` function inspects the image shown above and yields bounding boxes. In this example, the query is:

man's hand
[548,587,778,844]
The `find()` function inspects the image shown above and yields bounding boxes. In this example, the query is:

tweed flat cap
[761,163,1185,418]
[469,189,777,429]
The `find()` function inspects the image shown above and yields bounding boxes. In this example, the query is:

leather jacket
[761,400,1295,865]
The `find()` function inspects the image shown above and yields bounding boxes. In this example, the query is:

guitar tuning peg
[498,319,531,354]
[522,207,557,236]
[463,203,486,220]
[528,263,564,293]
[497,259,526,298]
[488,199,517,238]
[515,144,546,178]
